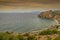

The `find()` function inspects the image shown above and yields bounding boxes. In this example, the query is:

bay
[0,13,57,33]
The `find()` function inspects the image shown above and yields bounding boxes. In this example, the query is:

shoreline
[54,19,59,24]
[54,18,60,24]
[0,19,58,34]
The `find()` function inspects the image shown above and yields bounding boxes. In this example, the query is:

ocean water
[0,13,57,33]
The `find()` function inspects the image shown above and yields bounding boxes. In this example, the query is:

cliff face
[38,10,54,18]
[38,10,60,19]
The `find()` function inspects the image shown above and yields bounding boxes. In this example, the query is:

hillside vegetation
[0,26,60,40]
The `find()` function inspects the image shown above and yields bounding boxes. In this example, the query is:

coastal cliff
[38,10,60,23]
[38,10,54,19]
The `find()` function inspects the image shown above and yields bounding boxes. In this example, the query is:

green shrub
[27,35,37,40]
[23,33,29,36]
[17,34,25,40]
[9,37,13,40]
[0,36,3,40]
[39,29,57,35]
[0,32,18,40]
[54,36,60,40]
[47,36,51,40]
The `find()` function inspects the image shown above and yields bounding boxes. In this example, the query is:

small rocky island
[38,10,60,24]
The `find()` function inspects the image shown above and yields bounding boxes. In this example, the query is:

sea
[0,13,57,33]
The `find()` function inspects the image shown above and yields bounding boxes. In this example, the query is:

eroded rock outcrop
[38,10,55,19]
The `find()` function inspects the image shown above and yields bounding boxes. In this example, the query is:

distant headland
[38,10,60,24]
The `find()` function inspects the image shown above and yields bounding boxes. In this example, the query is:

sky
[0,0,60,12]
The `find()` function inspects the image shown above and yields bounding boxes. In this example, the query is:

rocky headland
[38,10,60,24]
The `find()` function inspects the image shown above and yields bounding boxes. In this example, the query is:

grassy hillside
[0,26,60,40]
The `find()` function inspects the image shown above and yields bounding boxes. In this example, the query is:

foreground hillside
[0,26,60,40]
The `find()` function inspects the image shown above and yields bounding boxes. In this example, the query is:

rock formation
[38,10,55,19]
[38,10,60,23]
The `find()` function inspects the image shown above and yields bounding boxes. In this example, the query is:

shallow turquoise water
[0,13,57,32]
